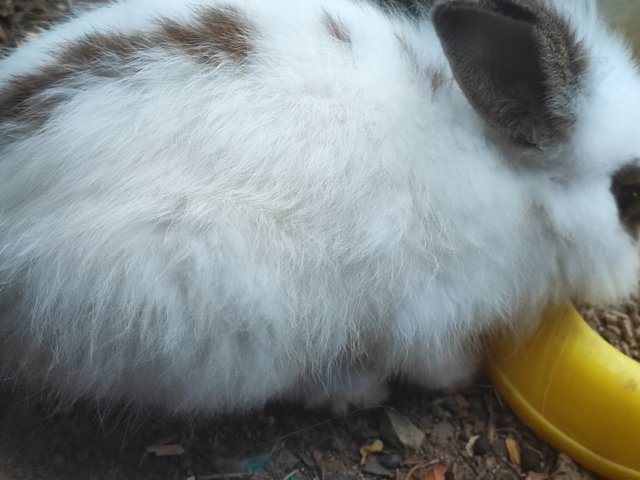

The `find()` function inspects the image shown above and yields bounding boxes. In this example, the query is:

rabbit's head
[432,0,640,305]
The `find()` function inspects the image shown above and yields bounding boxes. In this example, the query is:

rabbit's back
[0,0,467,411]
[2,0,631,414]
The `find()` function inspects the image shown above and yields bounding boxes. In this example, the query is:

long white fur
[1,0,639,413]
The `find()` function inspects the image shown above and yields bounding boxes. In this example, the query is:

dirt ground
[0,377,599,480]
[0,1,633,479]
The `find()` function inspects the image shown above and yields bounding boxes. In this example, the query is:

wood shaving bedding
[581,300,640,362]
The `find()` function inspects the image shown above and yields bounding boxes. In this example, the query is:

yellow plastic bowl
[485,303,640,480]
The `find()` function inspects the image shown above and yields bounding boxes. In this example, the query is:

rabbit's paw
[303,372,389,415]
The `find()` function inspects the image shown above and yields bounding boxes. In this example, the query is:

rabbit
[1,0,640,415]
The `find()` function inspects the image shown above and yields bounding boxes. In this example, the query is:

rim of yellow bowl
[485,303,640,480]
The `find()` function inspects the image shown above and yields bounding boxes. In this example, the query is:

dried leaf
[419,464,447,480]
[505,437,521,467]
[464,435,479,457]
[311,448,324,467]
[311,448,325,478]
[359,439,384,465]
[382,411,426,451]
[145,444,185,456]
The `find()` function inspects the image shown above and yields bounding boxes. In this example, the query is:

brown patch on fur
[396,33,448,94]
[0,68,65,128]
[0,34,149,129]
[396,33,419,73]
[0,6,254,130]
[58,34,144,68]
[429,68,445,93]
[323,12,351,45]
[160,7,253,63]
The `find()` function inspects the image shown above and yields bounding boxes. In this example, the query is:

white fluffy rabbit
[1,0,640,414]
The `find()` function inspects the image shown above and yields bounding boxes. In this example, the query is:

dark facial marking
[612,164,640,237]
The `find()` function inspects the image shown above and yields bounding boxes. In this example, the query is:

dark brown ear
[432,0,586,147]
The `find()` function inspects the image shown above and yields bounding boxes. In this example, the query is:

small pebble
[520,447,543,472]
[427,403,446,419]
[378,452,403,470]
[362,457,393,477]
[472,436,492,456]
[494,413,513,428]
[442,396,467,417]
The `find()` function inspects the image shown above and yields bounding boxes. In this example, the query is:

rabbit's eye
[618,187,640,212]
[612,164,640,236]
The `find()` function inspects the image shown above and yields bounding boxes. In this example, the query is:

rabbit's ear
[432,0,586,147]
